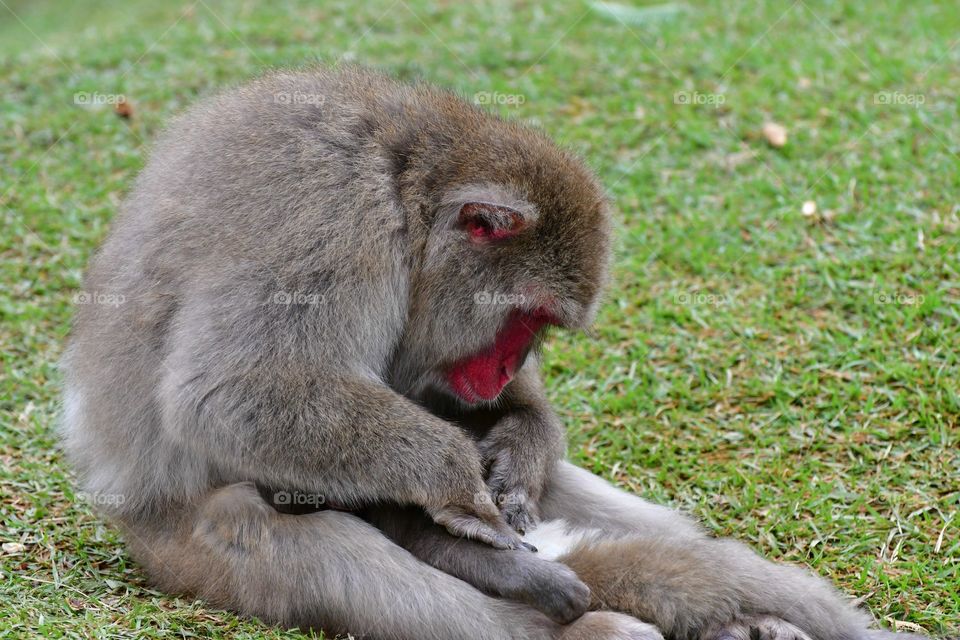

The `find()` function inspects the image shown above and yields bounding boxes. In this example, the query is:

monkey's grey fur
[371,463,911,640]
[61,67,917,640]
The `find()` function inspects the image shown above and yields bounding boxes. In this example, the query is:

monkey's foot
[501,553,590,624]
[561,611,664,640]
[706,615,813,640]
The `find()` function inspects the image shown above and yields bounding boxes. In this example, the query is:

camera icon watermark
[72,290,126,307]
[474,91,526,107]
[873,291,924,306]
[273,490,326,507]
[873,91,925,107]
[272,291,325,305]
[474,291,528,306]
[274,91,326,106]
[674,91,725,108]
[674,291,733,306]
[474,491,525,508]
[78,491,127,507]
[73,91,126,106]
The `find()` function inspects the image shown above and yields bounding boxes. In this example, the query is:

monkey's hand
[426,489,525,550]
[419,438,527,549]
[482,446,542,535]
[479,407,564,535]
[477,364,566,535]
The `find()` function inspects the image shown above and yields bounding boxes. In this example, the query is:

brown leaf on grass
[889,619,925,634]
[762,121,787,148]
[2,542,25,554]
[114,97,133,119]
[801,200,837,225]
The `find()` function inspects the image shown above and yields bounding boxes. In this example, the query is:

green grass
[2,0,958,637]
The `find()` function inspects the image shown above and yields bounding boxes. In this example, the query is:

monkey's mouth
[445,309,555,403]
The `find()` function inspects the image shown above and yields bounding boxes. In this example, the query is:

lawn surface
[1,0,958,637]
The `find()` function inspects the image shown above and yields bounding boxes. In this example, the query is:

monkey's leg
[127,482,654,640]
[539,462,877,640]
[364,503,592,624]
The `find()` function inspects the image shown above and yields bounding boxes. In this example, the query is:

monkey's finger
[488,515,529,550]
[429,506,524,549]
[469,516,526,550]
[461,520,523,550]
[484,453,542,534]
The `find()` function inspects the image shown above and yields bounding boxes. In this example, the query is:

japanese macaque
[61,67,913,640]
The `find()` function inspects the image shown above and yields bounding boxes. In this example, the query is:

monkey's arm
[477,361,566,533]
[362,504,591,625]
[158,298,521,550]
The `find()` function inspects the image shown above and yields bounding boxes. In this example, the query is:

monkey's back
[59,67,482,520]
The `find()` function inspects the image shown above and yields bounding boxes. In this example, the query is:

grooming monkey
[61,67,911,640]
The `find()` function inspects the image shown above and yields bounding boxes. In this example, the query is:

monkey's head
[401,112,611,405]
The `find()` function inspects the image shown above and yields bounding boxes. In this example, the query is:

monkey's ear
[457,202,526,242]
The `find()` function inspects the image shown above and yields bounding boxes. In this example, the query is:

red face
[445,307,557,403]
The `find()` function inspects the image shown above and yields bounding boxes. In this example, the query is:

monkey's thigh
[537,463,873,640]
[128,482,560,640]
[538,461,701,538]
